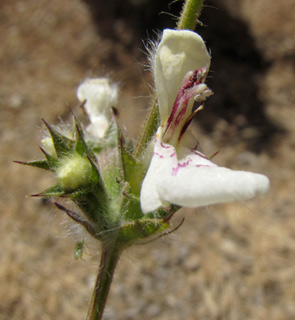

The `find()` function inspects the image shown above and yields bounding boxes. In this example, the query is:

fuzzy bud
[56,154,92,191]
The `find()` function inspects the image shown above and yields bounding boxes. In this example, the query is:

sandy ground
[1,0,295,319]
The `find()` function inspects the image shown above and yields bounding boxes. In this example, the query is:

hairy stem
[177,0,204,30]
[133,97,159,159]
[87,243,121,320]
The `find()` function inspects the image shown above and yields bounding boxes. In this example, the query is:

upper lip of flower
[153,29,211,125]
[151,29,212,147]
[76,78,119,139]
[139,29,270,214]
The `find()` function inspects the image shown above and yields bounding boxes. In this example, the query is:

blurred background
[1,0,295,319]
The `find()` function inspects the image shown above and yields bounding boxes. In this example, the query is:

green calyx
[17,113,176,247]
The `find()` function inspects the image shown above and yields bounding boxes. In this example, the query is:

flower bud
[77,78,118,118]
[56,154,92,191]
[77,78,118,139]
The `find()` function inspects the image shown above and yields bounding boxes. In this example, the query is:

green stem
[133,97,159,159]
[87,243,121,320]
[177,0,204,30]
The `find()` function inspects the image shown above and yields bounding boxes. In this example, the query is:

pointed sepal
[121,146,143,196]
[40,147,59,170]
[54,202,99,238]
[42,119,74,157]
[117,217,171,248]
[31,184,68,197]
[98,117,124,200]
[70,157,112,231]
[73,116,96,162]
[14,159,52,171]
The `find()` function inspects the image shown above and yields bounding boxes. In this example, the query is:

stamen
[178,105,204,143]
[163,67,212,145]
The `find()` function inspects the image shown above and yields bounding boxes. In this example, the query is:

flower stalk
[177,0,204,30]
[87,243,121,320]
[133,96,159,160]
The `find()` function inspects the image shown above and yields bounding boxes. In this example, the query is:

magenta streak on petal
[153,152,164,159]
[160,142,171,149]
[170,152,176,157]
[172,158,192,176]
[195,165,211,168]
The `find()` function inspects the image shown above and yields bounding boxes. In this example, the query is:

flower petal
[154,29,211,123]
[85,115,110,139]
[141,129,215,213]
[77,78,118,122]
[140,128,178,213]
[157,163,270,208]
[140,129,270,213]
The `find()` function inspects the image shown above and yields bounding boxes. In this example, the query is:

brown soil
[1,0,295,319]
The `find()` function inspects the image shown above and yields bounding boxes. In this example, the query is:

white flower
[140,29,270,214]
[77,78,118,138]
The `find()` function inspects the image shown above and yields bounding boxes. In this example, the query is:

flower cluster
[19,28,269,248]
